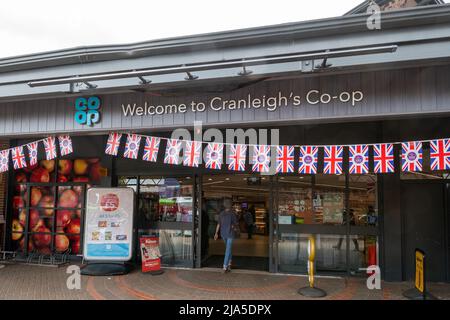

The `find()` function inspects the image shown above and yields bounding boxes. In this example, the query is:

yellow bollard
[298,235,326,297]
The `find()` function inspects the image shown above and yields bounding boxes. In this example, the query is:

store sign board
[75,96,101,126]
[140,236,162,273]
[83,187,134,261]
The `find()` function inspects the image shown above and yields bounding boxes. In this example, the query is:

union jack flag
[0,149,9,173]
[276,146,294,173]
[323,146,343,174]
[183,141,202,167]
[142,136,160,162]
[349,145,369,174]
[12,146,26,169]
[58,135,73,156]
[43,137,57,160]
[123,134,142,159]
[105,132,122,156]
[298,146,318,174]
[205,143,223,170]
[430,139,450,171]
[228,144,247,172]
[373,143,395,173]
[164,139,182,165]
[252,145,270,173]
[401,141,422,172]
[26,142,39,166]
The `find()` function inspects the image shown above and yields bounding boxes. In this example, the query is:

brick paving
[0,263,449,300]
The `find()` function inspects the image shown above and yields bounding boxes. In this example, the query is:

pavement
[0,263,449,300]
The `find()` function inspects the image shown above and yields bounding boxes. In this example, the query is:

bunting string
[107,131,450,174]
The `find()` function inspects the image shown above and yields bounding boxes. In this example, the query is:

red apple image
[18,209,27,226]
[65,219,80,238]
[56,210,72,228]
[23,163,39,173]
[13,196,25,211]
[73,203,82,219]
[55,234,70,253]
[89,162,103,182]
[39,195,54,216]
[32,226,52,247]
[29,209,43,230]
[30,167,50,183]
[57,175,68,183]
[73,176,89,195]
[11,219,24,241]
[59,189,79,208]
[30,187,43,207]
[71,236,81,254]
[19,237,34,252]
[38,247,52,255]
[74,159,89,175]
[58,160,73,175]
[40,160,55,173]
[15,172,27,193]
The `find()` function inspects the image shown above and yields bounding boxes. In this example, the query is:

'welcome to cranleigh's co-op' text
[121,90,364,117]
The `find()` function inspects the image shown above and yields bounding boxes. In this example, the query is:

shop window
[277,176,313,224]
[147,229,192,266]
[348,175,378,227]
[11,158,106,255]
[348,235,378,273]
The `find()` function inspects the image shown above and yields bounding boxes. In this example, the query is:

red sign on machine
[139,236,161,273]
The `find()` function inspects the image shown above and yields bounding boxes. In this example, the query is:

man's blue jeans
[223,238,233,269]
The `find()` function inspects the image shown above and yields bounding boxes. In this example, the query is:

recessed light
[300,176,304,179]
[225,178,230,181]
[208,178,213,181]
[280,177,285,180]
[186,177,191,179]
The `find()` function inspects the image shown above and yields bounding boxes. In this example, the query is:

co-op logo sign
[74,96,101,126]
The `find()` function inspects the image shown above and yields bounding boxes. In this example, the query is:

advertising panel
[83,187,134,261]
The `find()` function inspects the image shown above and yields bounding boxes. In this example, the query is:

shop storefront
[1,2,450,282]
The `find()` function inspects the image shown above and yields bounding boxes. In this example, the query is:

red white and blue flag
[26,142,39,166]
[401,141,422,172]
[298,146,318,174]
[276,146,294,173]
[105,132,122,156]
[323,146,343,174]
[142,136,160,162]
[183,141,202,167]
[164,139,182,165]
[12,146,26,169]
[373,143,394,173]
[430,139,450,171]
[58,135,73,156]
[43,137,57,160]
[205,143,223,170]
[0,149,9,172]
[252,145,271,173]
[123,134,142,159]
[349,145,369,174]
[228,144,247,172]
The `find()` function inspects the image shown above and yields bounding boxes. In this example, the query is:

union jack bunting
[299,146,318,174]
[12,146,26,169]
[26,142,39,166]
[123,134,142,159]
[43,137,57,160]
[142,136,161,162]
[58,135,73,156]
[349,145,369,174]
[183,141,202,167]
[105,132,122,156]
[164,139,182,165]
[228,144,247,172]
[0,149,9,173]
[204,143,223,170]
[373,143,395,173]
[276,146,294,173]
[401,141,423,172]
[323,146,343,175]
[430,139,450,171]
[252,145,271,173]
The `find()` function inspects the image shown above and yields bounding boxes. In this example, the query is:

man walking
[214,198,238,273]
